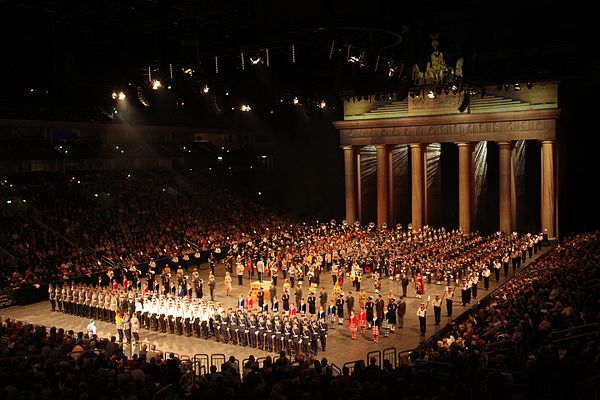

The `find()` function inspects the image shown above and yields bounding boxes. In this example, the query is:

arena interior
[1,2,599,400]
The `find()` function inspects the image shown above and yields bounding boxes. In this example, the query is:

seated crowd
[0,170,292,290]
[2,232,598,399]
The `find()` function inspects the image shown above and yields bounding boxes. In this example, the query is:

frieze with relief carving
[409,93,462,111]
[342,119,555,141]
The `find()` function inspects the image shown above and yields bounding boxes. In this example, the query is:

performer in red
[245,292,254,311]
[289,303,297,316]
[112,279,119,291]
[358,306,367,334]
[414,273,425,299]
[122,275,129,291]
[372,311,380,344]
[348,310,358,340]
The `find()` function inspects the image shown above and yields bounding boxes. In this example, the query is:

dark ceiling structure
[0,0,594,126]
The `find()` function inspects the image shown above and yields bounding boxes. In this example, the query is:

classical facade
[334,82,560,239]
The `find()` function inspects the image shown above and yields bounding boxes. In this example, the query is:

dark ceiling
[0,0,594,125]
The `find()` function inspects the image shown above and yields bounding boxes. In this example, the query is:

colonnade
[342,140,557,239]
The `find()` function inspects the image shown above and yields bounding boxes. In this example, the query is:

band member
[432,293,443,325]
[336,294,344,325]
[482,266,491,290]
[365,296,374,328]
[310,321,319,355]
[292,322,300,355]
[318,318,328,351]
[301,323,310,355]
[358,307,367,334]
[372,311,380,344]
[130,313,140,344]
[417,301,428,336]
[348,310,358,340]
[265,316,273,352]
[48,284,56,311]
[446,286,454,317]
[494,258,502,282]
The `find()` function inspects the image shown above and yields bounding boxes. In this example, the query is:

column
[498,141,512,234]
[457,142,472,234]
[343,146,357,224]
[376,144,389,228]
[541,140,556,239]
[410,144,424,231]
[510,143,518,231]
[388,146,395,225]
[423,144,429,226]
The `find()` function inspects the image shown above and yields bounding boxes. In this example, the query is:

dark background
[0,1,597,235]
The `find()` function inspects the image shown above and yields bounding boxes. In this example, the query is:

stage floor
[1,247,549,367]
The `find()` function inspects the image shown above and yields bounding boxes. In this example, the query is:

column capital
[409,143,424,149]
[540,140,556,145]
[497,141,512,146]
[341,145,355,150]
[455,142,472,147]
[374,144,388,150]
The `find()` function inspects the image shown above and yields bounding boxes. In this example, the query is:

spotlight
[202,85,210,94]
[292,96,299,105]
[118,91,125,100]
[451,84,458,94]
[318,100,327,109]
[240,104,251,112]
[504,83,510,91]
[250,55,263,65]
[526,82,533,89]
[111,91,117,100]
[427,90,435,99]
[152,80,162,90]
[514,83,521,91]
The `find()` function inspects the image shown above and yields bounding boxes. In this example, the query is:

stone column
[541,140,556,239]
[388,146,395,225]
[376,144,389,228]
[410,144,424,231]
[423,144,429,226]
[343,146,357,224]
[498,141,512,234]
[510,143,518,231]
[457,142,472,234]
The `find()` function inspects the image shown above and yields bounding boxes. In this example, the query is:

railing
[414,359,454,379]
[366,350,381,367]
[210,353,226,372]
[550,323,600,347]
[330,362,342,376]
[153,384,176,400]
[192,353,210,379]
[342,360,361,375]
[483,339,518,357]
[382,347,397,368]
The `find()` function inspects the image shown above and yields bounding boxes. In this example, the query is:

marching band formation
[48,282,330,357]
[47,225,545,355]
